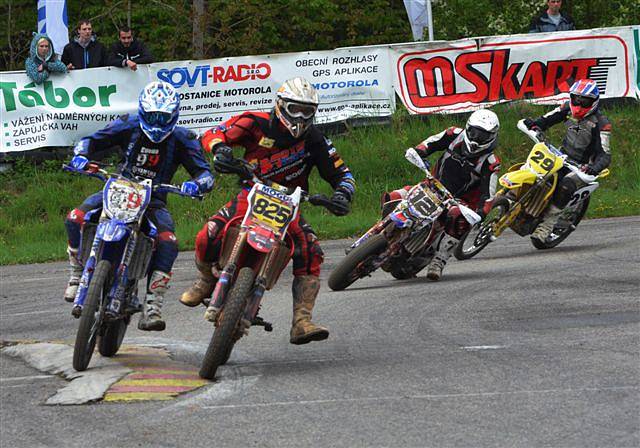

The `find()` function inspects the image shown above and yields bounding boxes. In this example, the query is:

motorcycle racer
[181,77,356,345]
[64,81,214,331]
[524,79,612,242]
[383,109,501,281]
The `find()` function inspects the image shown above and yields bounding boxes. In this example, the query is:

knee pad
[65,209,85,248]
[554,176,578,208]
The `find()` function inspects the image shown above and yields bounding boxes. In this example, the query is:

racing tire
[73,260,111,371]
[199,267,254,379]
[98,317,128,357]
[454,196,511,260]
[328,234,387,291]
[531,198,590,250]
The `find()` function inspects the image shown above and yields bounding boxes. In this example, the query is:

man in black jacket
[529,0,575,33]
[108,26,154,71]
[61,20,108,70]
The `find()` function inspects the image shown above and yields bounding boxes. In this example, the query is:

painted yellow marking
[116,379,208,387]
[103,392,176,402]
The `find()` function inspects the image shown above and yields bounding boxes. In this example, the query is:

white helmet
[275,77,319,138]
[463,109,500,155]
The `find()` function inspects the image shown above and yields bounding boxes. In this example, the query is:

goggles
[283,101,317,119]
[570,94,596,108]
[466,125,495,145]
[144,111,173,126]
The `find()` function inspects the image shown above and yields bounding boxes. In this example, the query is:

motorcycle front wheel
[531,197,590,250]
[328,233,387,291]
[73,260,111,371]
[98,317,129,357]
[199,267,254,380]
[454,197,511,260]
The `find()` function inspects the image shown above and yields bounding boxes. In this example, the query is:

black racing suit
[529,101,612,207]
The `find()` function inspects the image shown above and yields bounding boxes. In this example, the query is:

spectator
[61,19,108,70]
[108,26,154,71]
[529,0,575,33]
[25,33,67,84]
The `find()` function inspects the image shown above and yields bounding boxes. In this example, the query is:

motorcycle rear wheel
[531,198,590,250]
[73,260,111,371]
[199,267,254,380]
[455,197,510,260]
[328,233,387,291]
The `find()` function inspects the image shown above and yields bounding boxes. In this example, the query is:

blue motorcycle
[64,163,201,371]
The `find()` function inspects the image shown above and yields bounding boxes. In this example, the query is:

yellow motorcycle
[455,119,609,259]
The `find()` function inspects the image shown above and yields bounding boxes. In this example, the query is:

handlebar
[63,163,204,200]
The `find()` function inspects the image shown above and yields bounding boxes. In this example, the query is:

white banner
[1,47,394,153]
[2,26,638,152]
[392,26,639,114]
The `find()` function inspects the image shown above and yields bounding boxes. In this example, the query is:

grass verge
[1,102,638,265]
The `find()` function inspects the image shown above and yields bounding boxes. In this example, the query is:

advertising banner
[393,26,639,114]
[1,47,394,153]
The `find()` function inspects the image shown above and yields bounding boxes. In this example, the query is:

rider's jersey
[531,101,612,173]
[200,111,356,199]
[74,115,213,203]
[415,127,501,202]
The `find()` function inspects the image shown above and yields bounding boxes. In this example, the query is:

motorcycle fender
[247,227,276,253]
[499,170,537,189]
[458,204,481,226]
[98,220,130,242]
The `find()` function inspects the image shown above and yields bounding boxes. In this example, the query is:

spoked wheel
[328,233,388,291]
[199,267,254,380]
[73,260,112,371]
[454,197,511,260]
[531,198,590,250]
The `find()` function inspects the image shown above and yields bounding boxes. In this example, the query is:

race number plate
[249,187,294,232]
[407,185,442,219]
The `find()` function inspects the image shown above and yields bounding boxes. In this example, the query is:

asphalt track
[1,216,639,447]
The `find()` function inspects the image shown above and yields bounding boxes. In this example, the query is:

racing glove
[523,118,539,131]
[212,143,235,174]
[180,180,200,197]
[70,155,89,170]
[328,189,352,216]
[581,164,599,176]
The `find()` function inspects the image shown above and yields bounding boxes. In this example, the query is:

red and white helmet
[275,77,319,139]
[569,79,600,120]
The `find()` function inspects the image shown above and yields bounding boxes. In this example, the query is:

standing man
[61,19,108,70]
[181,77,356,345]
[108,26,154,71]
[529,0,575,33]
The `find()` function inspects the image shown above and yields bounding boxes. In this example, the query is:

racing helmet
[274,77,319,139]
[462,109,500,156]
[569,79,599,120]
[138,81,180,143]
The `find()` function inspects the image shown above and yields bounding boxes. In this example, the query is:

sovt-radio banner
[393,26,639,114]
[1,47,393,152]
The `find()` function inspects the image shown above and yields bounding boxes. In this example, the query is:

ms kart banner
[392,26,639,114]
[1,47,394,153]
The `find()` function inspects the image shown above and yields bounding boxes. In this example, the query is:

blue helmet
[138,81,180,143]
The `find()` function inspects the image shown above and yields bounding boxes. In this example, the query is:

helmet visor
[570,94,596,108]
[144,111,173,126]
[284,101,317,119]
[466,125,495,146]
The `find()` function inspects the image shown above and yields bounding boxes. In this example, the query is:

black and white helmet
[462,109,500,156]
[275,77,319,138]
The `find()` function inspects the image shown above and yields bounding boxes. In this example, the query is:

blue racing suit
[65,114,213,273]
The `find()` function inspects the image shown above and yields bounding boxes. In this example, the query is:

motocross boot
[531,204,562,242]
[290,275,329,345]
[138,271,171,331]
[426,234,459,281]
[180,260,217,307]
[64,247,83,303]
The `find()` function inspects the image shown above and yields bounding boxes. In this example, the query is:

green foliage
[3,0,637,70]
[1,102,638,265]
